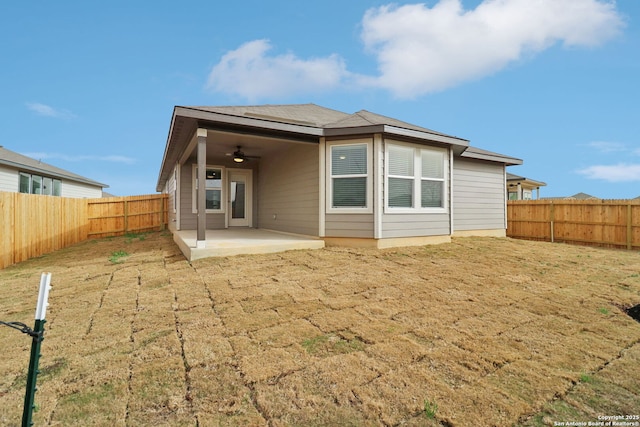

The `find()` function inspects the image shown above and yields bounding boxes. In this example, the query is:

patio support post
[196,128,207,246]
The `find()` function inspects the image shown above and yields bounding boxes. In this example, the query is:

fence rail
[1,192,168,269]
[507,199,640,250]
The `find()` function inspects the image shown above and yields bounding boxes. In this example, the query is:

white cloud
[206,39,350,101]
[586,141,627,153]
[26,102,77,119]
[577,164,640,182]
[22,152,135,165]
[205,0,624,100]
[360,0,625,97]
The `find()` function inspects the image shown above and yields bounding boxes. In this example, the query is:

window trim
[191,164,226,214]
[326,140,373,214]
[384,141,448,214]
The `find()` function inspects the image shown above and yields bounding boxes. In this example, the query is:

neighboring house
[0,146,108,198]
[543,192,600,200]
[156,104,522,251]
[507,173,546,200]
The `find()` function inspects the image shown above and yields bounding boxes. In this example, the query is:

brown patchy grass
[1,231,639,426]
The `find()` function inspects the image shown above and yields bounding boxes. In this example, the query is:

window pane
[421,180,443,208]
[206,189,221,210]
[332,145,366,175]
[389,177,413,207]
[42,177,53,195]
[19,173,30,193]
[422,150,444,179]
[32,175,42,194]
[388,145,414,176]
[53,180,62,196]
[206,168,222,189]
[332,177,366,207]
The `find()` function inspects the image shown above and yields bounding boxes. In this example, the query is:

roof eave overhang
[323,124,469,152]
[176,106,324,137]
[462,151,523,166]
[156,106,325,191]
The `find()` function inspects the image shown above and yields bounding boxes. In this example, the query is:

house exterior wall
[0,164,102,198]
[452,157,506,232]
[0,164,18,192]
[325,214,375,238]
[165,165,178,231]
[179,162,225,230]
[381,213,450,238]
[60,180,103,198]
[257,143,319,236]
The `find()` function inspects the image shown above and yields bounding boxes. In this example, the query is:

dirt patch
[1,232,640,426]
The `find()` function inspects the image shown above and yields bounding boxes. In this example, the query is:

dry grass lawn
[1,231,639,426]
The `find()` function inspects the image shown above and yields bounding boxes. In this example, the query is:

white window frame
[192,164,226,214]
[18,172,62,196]
[384,141,448,214]
[326,140,373,214]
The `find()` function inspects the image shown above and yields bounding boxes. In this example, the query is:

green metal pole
[22,319,45,427]
[21,272,51,427]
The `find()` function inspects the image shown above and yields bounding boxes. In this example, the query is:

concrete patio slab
[172,228,325,260]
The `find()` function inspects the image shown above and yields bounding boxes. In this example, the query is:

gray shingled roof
[0,146,108,188]
[157,103,521,190]
[188,104,348,127]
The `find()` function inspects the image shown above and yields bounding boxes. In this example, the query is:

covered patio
[172,228,325,261]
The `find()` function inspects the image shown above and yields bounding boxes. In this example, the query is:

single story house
[507,172,546,200]
[0,145,108,198]
[156,104,522,258]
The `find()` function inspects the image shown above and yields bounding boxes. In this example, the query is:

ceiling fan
[228,146,260,163]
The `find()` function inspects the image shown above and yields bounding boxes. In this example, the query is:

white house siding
[59,180,103,198]
[325,214,375,238]
[452,158,506,231]
[0,165,18,192]
[257,143,319,236]
[381,213,450,238]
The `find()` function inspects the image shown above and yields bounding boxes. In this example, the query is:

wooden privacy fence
[87,194,167,239]
[507,199,640,250]
[1,192,168,269]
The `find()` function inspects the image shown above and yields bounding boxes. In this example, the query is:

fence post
[123,200,129,234]
[627,202,633,250]
[550,202,555,243]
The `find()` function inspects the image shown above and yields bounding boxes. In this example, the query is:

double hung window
[385,143,447,212]
[328,142,372,212]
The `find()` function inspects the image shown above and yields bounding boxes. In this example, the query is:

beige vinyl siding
[0,165,18,192]
[452,158,506,231]
[325,213,374,238]
[258,143,319,236]
[381,213,450,238]
[60,180,103,198]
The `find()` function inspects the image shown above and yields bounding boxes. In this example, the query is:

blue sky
[1,0,638,198]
